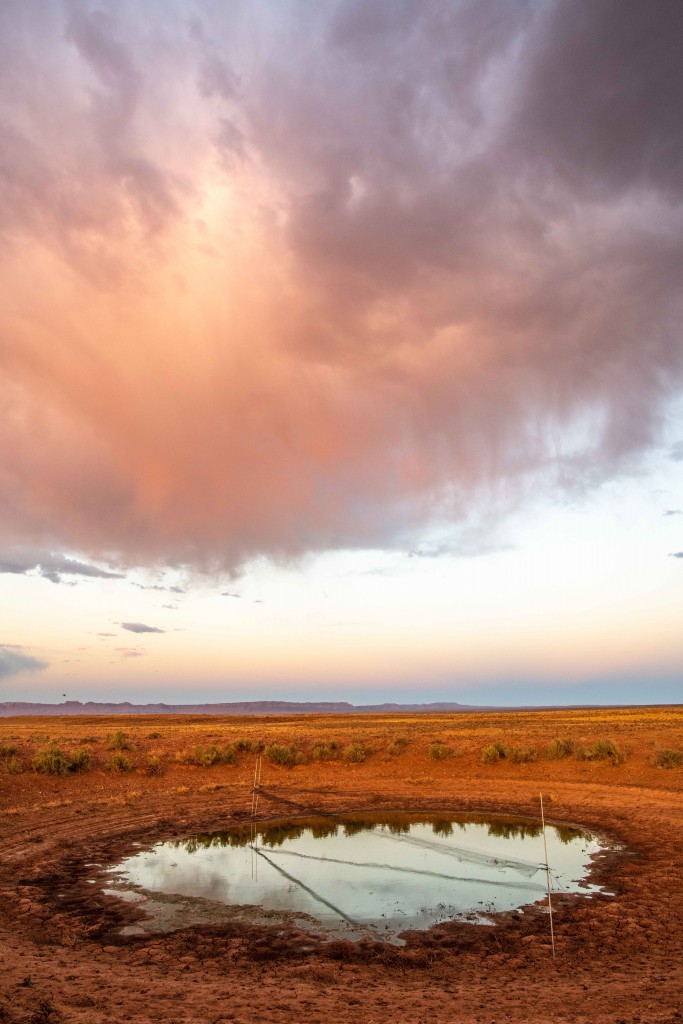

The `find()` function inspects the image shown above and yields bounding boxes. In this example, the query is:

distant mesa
[0,699,473,717]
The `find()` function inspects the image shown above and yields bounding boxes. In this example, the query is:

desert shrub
[32,745,71,775]
[0,756,22,774]
[189,744,221,767]
[266,744,305,766]
[578,740,624,765]
[79,736,99,744]
[147,732,162,740]
[107,731,131,751]
[654,749,683,769]
[145,755,165,776]
[0,743,19,757]
[429,741,455,760]
[186,744,236,767]
[311,742,339,761]
[342,743,368,763]
[105,753,132,772]
[386,738,410,756]
[68,749,91,772]
[481,742,507,764]
[32,745,92,774]
[548,738,575,759]
[506,746,537,764]
[235,738,265,754]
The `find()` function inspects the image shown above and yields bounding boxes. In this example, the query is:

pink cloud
[0,2,681,572]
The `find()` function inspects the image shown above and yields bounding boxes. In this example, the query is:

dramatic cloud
[1,1,682,571]
[0,645,48,679]
[0,549,124,584]
[120,622,165,634]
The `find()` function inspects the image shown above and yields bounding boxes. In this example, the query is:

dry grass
[0,706,680,796]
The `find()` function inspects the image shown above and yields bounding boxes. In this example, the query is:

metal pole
[540,793,556,960]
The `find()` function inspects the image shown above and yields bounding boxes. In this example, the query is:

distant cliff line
[0,699,475,717]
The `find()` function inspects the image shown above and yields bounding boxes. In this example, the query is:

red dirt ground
[0,707,682,1023]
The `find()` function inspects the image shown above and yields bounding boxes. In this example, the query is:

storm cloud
[0,645,48,679]
[1,1,682,571]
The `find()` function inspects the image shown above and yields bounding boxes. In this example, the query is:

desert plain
[0,705,682,1024]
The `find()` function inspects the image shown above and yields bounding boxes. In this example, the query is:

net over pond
[102,813,609,942]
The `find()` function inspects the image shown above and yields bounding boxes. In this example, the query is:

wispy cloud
[115,647,145,658]
[132,582,186,593]
[0,549,123,584]
[120,622,165,634]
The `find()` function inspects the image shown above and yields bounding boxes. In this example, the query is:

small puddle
[101,812,611,943]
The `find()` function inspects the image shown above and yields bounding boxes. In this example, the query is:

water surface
[102,812,607,941]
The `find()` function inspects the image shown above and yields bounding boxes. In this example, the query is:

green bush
[578,740,624,765]
[654,749,683,769]
[429,741,455,760]
[386,738,409,756]
[32,746,72,775]
[265,744,305,766]
[548,738,575,759]
[105,753,132,772]
[107,731,131,751]
[311,742,339,761]
[145,755,165,775]
[235,738,265,754]
[506,746,537,764]
[69,749,91,772]
[32,745,92,774]
[186,744,235,767]
[342,743,368,763]
[481,742,507,764]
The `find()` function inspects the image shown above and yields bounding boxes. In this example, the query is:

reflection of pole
[250,757,262,882]
[540,793,556,960]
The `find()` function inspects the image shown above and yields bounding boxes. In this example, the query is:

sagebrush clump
[481,742,507,763]
[107,731,132,751]
[105,752,132,772]
[654,749,683,769]
[548,737,575,759]
[311,742,339,761]
[342,743,368,763]
[429,741,455,760]
[265,744,306,766]
[32,745,90,775]
[185,744,235,767]
[578,740,624,765]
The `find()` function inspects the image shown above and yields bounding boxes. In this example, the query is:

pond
[101,812,610,942]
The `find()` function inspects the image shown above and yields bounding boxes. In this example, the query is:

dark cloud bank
[0,645,47,679]
[0,1,681,571]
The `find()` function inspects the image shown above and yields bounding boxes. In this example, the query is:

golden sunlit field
[1,706,682,1023]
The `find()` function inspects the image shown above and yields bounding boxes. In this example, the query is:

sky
[1,0,682,707]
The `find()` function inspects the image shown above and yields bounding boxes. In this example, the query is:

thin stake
[540,792,556,960]
[253,756,262,816]
[250,756,262,882]
[250,758,259,818]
